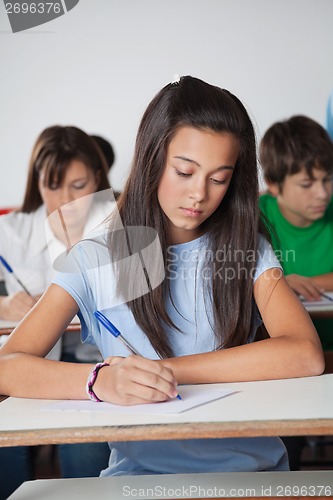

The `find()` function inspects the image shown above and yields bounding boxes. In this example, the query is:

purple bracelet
[86,362,110,402]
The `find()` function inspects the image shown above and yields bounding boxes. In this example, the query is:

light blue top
[53,231,288,475]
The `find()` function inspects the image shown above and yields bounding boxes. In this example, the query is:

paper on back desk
[43,386,235,414]
[302,291,333,308]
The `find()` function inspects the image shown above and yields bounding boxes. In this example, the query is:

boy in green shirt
[259,115,333,353]
[259,115,333,470]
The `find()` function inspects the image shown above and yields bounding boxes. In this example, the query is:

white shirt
[0,201,116,360]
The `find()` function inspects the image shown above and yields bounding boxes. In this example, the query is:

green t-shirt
[259,193,333,350]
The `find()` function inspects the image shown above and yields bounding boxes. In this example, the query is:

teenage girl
[0,77,324,476]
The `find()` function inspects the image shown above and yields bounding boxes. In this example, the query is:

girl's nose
[189,179,207,202]
[58,187,74,206]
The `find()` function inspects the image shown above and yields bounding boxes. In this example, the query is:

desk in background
[0,317,81,337]
[303,292,333,373]
[306,304,333,320]
[0,318,81,353]
[304,291,333,319]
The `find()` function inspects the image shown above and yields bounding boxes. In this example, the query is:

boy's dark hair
[260,115,333,187]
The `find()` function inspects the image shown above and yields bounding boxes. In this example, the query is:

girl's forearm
[161,336,324,385]
[0,353,92,400]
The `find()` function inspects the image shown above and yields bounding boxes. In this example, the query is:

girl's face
[157,126,240,244]
[38,159,100,231]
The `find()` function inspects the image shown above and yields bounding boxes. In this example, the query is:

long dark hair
[20,125,111,213]
[111,76,260,358]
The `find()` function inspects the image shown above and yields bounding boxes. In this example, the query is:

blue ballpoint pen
[0,255,35,299]
[94,310,182,400]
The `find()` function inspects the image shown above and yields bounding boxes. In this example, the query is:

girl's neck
[167,227,205,245]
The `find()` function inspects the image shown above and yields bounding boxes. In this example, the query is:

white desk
[1,375,332,448]
[8,471,333,499]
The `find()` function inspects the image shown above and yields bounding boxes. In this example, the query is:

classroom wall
[1,0,333,206]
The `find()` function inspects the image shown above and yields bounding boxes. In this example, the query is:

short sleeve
[52,235,118,349]
[254,235,282,282]
[52,242,96,344]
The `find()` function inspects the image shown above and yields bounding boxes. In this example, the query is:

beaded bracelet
[86,361,110,402]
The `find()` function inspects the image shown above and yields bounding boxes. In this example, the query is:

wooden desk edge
[308,309,333,319]
[1,419,332,447]
[0,323,81,336]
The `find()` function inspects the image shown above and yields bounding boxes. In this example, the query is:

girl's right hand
[0,292,37,321]
[94,355,179,405]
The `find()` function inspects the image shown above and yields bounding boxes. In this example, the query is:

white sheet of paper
[302,291,333,308]
[44,386,236,414]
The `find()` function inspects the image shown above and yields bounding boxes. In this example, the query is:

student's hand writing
[93,355,179,405]
[286,274,323,301]
[0,292,37,321]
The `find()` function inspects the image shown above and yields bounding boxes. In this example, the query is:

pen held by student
[0,255,36,300]
[94,310,182,400]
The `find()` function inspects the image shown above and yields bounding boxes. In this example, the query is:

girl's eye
[49,184,59,191]
[175,169,191,178]
[210,178,226,185]
[73,183,87,189]
[299,184,312,189]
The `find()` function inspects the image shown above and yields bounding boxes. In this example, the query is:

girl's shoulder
[0,209,25,227]
[0,206,45,234]
[53,231,110,275]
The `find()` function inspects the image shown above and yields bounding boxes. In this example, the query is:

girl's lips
[181,207,202,218]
